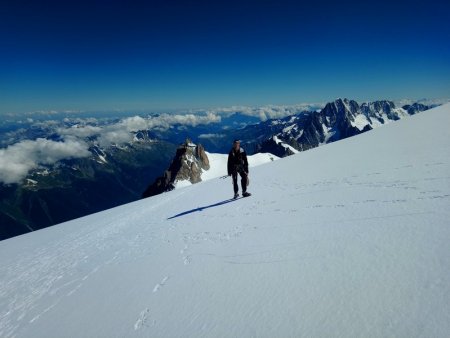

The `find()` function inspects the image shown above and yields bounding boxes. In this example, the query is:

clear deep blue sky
[1,0,449,114]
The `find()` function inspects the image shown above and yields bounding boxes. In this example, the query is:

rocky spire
[142,138,210,198]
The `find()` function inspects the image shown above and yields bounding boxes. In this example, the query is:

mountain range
[256,99,430,157]
[0,99,437,240]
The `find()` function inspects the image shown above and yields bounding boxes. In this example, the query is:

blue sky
[1,0,449,114]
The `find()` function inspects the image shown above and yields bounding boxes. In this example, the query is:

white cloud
[123,116,148,130]
[63,117,99,124]
[144,112,221,130]
[0,138,91,184]
[198,133,225,139]
[96,116,148,147]
[394,98,450,107]
[57,125,102,138]
[57,113,221,147]
[97,129,134,147]
[205,103,325,121]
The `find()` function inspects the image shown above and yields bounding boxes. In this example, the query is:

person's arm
[227,151,232,176]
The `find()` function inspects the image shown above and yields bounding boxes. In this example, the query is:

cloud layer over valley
[0,138,91,184]
[0,103,321,184]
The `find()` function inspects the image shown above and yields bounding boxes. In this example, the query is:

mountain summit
[142,139,210,198]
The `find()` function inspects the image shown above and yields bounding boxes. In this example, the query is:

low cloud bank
[206,103,324,121]
[0,138,90,184]
[61,113,222,147]
[198,133,225,139]
[0,112,223,183]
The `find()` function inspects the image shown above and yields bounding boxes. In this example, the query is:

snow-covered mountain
[1,103,449,337]
[258,98,430,157]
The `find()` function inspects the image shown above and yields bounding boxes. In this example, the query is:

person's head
[233,139,240,150]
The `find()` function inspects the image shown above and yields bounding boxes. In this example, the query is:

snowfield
[1,104,449,337]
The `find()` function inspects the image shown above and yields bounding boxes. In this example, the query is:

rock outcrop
[142,139,210,198]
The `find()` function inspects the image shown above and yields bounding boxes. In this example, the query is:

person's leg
[232,172,239,194]
[239,170,247,193]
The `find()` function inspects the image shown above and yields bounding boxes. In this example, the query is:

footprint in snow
[153,276,169,293]
[183,255,192,265]
[134,308,154,330]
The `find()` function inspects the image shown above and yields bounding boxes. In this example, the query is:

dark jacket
[227,147,249,175]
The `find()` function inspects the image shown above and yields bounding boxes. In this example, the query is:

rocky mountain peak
[258,99,432,158]
[142,138,210,198]
[360,100,398,120]
[402,102,429,115]
[322,98,360,122]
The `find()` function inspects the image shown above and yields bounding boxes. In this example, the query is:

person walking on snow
[227,140,251,199]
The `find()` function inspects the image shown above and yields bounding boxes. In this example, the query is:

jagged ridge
[258,98,430,157]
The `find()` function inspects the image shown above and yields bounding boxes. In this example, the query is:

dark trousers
[232,169,248,194]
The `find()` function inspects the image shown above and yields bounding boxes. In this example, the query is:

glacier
[0,104,449,337]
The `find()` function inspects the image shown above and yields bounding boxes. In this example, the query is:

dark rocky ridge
[257,98,430,157]
[142,139,210,198]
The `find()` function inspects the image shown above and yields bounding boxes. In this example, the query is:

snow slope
[202,151,279,181]
[272,135,300,154]
[1,104,450,338]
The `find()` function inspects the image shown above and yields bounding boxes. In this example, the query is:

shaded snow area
[351,113,371,130]
[1,104,449,337]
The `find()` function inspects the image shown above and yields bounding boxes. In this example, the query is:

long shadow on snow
[167,198,241,220]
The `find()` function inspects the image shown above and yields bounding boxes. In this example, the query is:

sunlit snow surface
[175,151,279,188]
[1,104,449,337]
